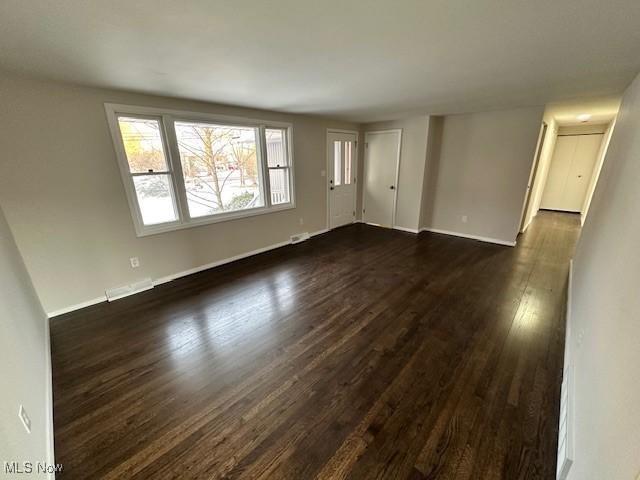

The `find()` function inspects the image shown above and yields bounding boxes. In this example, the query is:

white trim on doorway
[519,122,548,233]
[363,129,402,228]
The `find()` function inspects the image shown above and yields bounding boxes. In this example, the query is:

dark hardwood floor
[51,211,580,479]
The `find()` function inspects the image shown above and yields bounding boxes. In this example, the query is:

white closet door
[564,135,602,212]
[541,134,602,212]
[363,130,401,227]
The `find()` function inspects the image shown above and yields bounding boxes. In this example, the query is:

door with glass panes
[327,131,357,229]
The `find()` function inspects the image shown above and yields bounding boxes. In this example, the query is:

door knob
[330,186,334,190]
[389,185,395,190]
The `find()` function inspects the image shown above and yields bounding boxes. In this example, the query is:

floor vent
[290,232,310,244]
[105,278,154,302]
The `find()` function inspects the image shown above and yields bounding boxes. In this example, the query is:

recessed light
[577,113,592,122]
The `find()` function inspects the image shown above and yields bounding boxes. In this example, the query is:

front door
[328,131,357,229]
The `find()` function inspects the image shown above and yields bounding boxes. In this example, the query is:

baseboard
[43,312,55,479]
[393,225,420,234]
[47,295,107,317]
[310,228,329,237]
[360,222,419,234]
[153,239,293,286]
[557,259,575,480]
[420,227,516,247]
[47,228,329,318]
[520,209,540,233]
[566,259,574,344]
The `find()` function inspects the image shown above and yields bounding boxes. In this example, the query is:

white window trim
[104,103,296,237]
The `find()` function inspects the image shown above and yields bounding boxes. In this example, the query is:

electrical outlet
[18,405,31,434]
[461,215,468,223]
[130,257,140,268]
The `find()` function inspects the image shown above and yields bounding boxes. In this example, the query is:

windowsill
[135,202,296,237]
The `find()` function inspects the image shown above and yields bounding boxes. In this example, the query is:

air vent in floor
[290,232,310,244]
[105,278,154,302]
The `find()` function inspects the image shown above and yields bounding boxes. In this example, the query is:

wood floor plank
[51,211,580,479]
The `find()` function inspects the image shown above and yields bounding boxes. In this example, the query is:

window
[333,141,342,186]
[344,141,353,185]
[106,104,295,236]
[117,116,179,225]
[265,128,291,205]
[332,140,354,186]
[174,121,264,218]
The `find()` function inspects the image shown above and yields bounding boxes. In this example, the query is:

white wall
[0,204,54,478]
[420,116,444,232]
[363,116,430,232]
[581,119,616,224]
[566,72,640,480]
[421,106,543,243]
[0,74,357,315]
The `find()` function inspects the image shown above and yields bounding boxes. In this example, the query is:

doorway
[519,122,548,231]
[327,130,358,229]
[363,130,402,228]
[541,133,603,213]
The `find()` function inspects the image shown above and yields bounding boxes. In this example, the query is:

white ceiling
[545,96,621,126]
[1,0,639,122]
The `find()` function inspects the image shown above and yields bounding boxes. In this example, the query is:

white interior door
[564,134,603,211]
[541,136,576,210]
[328,132,357,229]
[541,134,603,212]
[363,130,401,227]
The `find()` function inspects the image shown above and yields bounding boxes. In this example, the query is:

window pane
[174,121,264,218]
[118,117,169,173]
[333,141,342,186]
[344,141,352,185]
[269,168,290,205]
[132,175,178,225]
[265,128,288,167]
